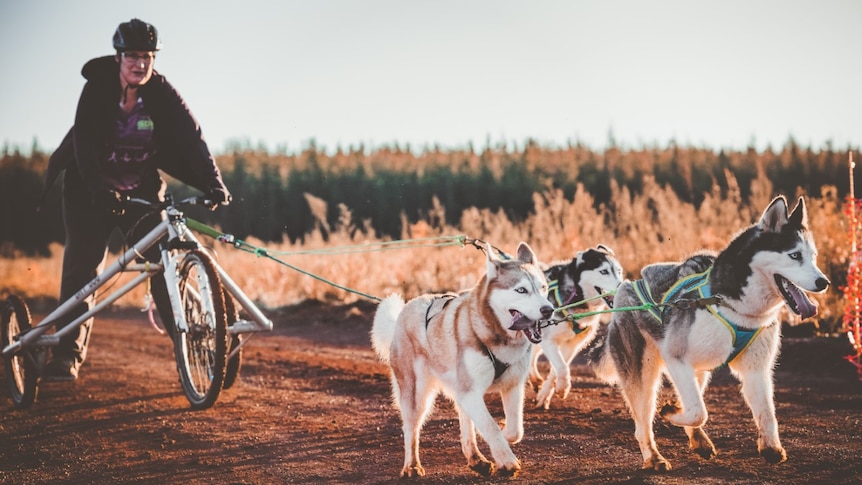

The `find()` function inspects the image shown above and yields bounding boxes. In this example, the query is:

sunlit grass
[1,172,849,334]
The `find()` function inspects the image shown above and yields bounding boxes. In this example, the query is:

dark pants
[57,169,175,364]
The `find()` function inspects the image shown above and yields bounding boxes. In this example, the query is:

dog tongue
[508,311,543,343]
[786,282,818,319]
[508,311,534,331]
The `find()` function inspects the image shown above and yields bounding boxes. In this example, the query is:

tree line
[1,139,858,256]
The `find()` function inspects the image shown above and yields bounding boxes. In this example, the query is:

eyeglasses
[121,52,156,65]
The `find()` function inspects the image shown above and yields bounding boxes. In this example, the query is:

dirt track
[1,300,861,484]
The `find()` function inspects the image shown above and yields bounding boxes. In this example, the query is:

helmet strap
[120,83,138,106]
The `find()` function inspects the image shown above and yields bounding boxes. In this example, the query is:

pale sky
[2,0,860,155]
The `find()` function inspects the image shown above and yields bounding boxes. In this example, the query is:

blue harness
[632,268,762,366]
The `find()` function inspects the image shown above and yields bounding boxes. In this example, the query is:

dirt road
[1,301,861,484]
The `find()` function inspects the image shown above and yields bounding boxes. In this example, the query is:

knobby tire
[173,250,228,409]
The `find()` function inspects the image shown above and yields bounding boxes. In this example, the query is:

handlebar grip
[170,195,212,207]
[127,197,155,207]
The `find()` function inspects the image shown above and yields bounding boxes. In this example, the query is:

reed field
[0,166,850,334]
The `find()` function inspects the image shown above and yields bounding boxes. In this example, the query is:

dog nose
[540,305,554,318]
[815,277,830,292]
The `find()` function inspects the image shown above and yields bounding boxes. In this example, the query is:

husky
[529,245,623,409]
[590,196,830,471]
[371,242,553,478]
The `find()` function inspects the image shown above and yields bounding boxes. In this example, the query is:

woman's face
[118,50,155,87]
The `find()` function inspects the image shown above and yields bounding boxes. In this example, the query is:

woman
[43,18,231,380]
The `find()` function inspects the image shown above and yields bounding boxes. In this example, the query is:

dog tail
[588,332,619,385]
[371,294,404,363]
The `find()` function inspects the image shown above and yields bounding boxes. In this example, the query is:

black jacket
[43,56,229,202]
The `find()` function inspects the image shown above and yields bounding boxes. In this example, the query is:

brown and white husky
[372,242,553,478]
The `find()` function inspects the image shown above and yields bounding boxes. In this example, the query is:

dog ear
[516,242,537,265]
[485,242,499,277]
[575,250,586,266]
[596,244,614,255]
[758,196,790,233]
[787,196,808,229]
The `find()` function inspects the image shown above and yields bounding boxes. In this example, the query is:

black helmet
[113,18,161,51]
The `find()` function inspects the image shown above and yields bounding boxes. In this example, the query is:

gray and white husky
[590,196,829,471]
[529,245,623,409]
[372,242,553,478]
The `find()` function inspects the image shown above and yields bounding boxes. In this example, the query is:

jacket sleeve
[38,127,75,209]
[151,76,230,197]
[72,80,113,196]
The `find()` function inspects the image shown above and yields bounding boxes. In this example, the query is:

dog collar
[632,268,763,366]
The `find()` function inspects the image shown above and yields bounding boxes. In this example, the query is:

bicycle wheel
[222,295,242,390]
[1,295,38,408]
[173,250,228,409]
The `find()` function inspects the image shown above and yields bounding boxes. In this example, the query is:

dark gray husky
[591,196,829,471]
[529,245,623,410]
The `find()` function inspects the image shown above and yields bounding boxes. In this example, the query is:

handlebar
[127,194,224,212]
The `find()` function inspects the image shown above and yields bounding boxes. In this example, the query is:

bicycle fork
[172,230,274,360]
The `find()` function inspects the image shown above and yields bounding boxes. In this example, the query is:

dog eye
[789,252,801,260]
[600,269,609,275]
[516,287,528,294]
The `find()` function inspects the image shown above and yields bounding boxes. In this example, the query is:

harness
[548,279,590,335]
[481,343,511,380]
[632,267,763,366]
[424,294,510,380]
[425,294,457,329]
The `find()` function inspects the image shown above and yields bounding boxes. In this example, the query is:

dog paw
[399,464,426,478]
[689,429,717,460]
[659,401,681,420]
[469,460,494,477]
[643,456,672,472]
[554,379,571,400]
[759,446,787,464]
[495,461,521,477]
[534,387,551,408]
[692,443,717,460]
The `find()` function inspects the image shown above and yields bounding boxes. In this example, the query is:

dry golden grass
[0,175,849,333]
[0,242,64,300]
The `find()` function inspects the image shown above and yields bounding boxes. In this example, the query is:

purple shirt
[101,98,157,191]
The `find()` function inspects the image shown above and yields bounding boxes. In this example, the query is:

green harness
[548,279,590,335]
[632,267,763,366]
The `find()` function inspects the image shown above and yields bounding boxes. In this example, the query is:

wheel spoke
[2,295,39,408]
[172,251,227,409]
